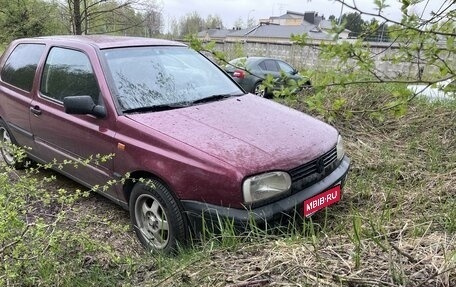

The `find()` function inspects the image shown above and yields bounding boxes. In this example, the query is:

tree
[58,0,163,35]
[82,1,142,35]
[292,0,455,114]
[190,0,454,113]
[178,11,204,37]
[361,18,390,42]
[246,16,256,28]
[339,12,365,37]
[233,17,244,29]
[166,16,180,39]
[205,14,223,29]
[0,0,65,44]
[143,5,163,36]
[336,0,453,80]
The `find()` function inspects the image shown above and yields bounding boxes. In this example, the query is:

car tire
[129,178,187,253]
[0,119,26,169]
[253,82,269,98]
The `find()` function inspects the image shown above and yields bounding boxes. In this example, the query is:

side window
[277,61,295,74]
[0,44,45,92]
[258,61,266,70]
[40,47,100,103]
[258,60,279,72]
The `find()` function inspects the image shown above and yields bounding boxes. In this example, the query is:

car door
[258,59,282,89]
[0,43,45,151]
[30,46,119,201]
[258,59,280,77]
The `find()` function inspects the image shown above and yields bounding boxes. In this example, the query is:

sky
[161,0,451,31]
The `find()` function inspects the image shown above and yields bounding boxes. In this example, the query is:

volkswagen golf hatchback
[0,36,350,252]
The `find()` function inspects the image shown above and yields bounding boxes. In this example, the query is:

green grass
[124,82,454,286]
[0,82,454,286]
[154,82,455,286]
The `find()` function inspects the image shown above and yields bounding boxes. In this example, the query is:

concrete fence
[211,40,430,79]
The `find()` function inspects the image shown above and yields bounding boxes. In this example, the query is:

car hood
[125,94,338,174]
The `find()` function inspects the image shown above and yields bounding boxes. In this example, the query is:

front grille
[289,146,338,193]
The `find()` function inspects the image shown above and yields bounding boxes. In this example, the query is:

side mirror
[63,96,106,118]
[291,69,298,75]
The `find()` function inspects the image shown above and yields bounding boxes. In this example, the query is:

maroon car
[0,36,350,252]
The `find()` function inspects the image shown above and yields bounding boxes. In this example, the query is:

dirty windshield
[102,46,243,112]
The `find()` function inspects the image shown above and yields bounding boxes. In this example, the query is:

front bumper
[182,156,350,232]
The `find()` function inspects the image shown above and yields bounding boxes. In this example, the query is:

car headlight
[243,171,291,204]
[337,134,345,161]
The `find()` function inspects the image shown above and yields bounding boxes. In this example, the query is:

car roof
[230,56,277,62]
[229,56,289,66]
[14,35,186,49]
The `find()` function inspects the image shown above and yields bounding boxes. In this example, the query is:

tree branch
[335,0,455,37]
[0,225,30,255]
[81,2,131,22]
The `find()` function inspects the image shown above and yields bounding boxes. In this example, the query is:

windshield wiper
[122,103,187,114]
[123,94,245,113]
[191,93,244,105]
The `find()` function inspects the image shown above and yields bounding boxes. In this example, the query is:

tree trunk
[73,0,82,35]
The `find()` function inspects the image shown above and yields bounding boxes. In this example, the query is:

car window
[229,58,247,67]
[102,46,242,111]
[40,47,100,104]
[0,43,45,92]
[258,60,279,72]
[277,61,295,74]
[229,58,246,66]
[227,58,248,70]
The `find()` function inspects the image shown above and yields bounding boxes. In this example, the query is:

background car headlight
[337,135,345,161]
[243,171,291,204]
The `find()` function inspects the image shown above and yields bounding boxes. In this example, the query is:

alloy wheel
[134,193,170,249]
[0,127,16,165]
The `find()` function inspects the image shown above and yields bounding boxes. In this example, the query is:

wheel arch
[0,117,27,169]
[252,79,263,89]
[122,170,181,209]
[126,169,192,247]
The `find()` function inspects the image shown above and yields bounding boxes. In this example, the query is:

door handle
[30,106,42,116]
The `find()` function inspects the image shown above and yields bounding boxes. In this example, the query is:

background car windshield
[102,46,242,111]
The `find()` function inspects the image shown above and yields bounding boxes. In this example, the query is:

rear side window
[40,47,100,103]
[0,44,45,92]
[258,60,279,72]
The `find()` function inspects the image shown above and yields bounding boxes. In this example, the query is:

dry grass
[3,84,454,286]
[142,85,455,286]
[157,232,454,286]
